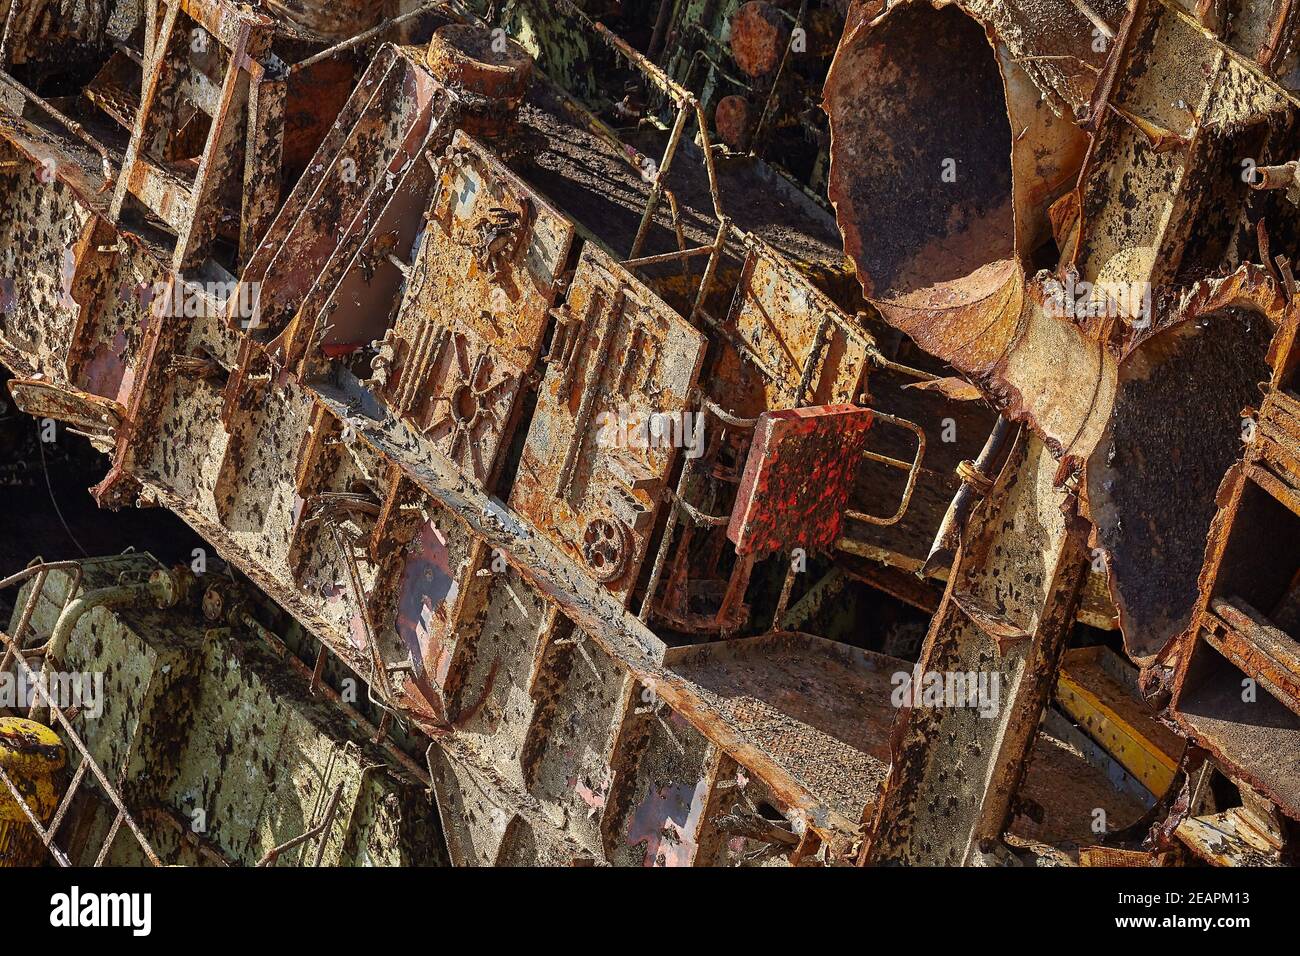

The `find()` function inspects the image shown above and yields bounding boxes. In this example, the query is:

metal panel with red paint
[727,404,873,557]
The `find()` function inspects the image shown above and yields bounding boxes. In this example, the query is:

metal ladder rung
[44,758,89,843]
[95,810,125,867]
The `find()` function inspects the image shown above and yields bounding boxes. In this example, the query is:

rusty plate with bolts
[381,129,576,489]
[510,244,705,601]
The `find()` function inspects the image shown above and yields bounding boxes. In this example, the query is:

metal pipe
[920,417,1017,577]
[25,578,160,726]
[1250,161,1299,193]
[622,244,715,269]
[257,781,346,866]
[1067,0,1116,39]
[630,105,690,259]
[687,218,731,326]
[866,347,942,382]
[42,581,160,669]
[701,397,759,429]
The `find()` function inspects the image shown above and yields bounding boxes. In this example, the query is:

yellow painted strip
[1056,671,1178,797]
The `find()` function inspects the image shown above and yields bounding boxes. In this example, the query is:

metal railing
[0,561,162,866]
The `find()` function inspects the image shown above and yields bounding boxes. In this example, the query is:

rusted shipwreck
[0,0,1297,867]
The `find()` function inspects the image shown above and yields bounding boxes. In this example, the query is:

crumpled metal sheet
[1085,268,1286,661]
[822,0,1115,463]
[827,0,1300,666]
[823,0,1110,309]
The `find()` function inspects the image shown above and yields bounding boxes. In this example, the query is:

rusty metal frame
[109,0,278,273]
[0,563,163,867]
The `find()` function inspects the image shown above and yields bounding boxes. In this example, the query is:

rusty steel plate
[664,631,902,821]
[509,244,705,600]
[723,242,870,409]
[727,404,873,556]
[380,129,576,489]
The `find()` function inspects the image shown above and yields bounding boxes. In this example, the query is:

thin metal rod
[921,417,1017,576]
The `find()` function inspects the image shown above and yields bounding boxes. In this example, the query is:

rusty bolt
[714,95,755,152]
[730,1,791,79]
[149,567,195,609]
[202,586,224,623]
[367,329,400,389]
